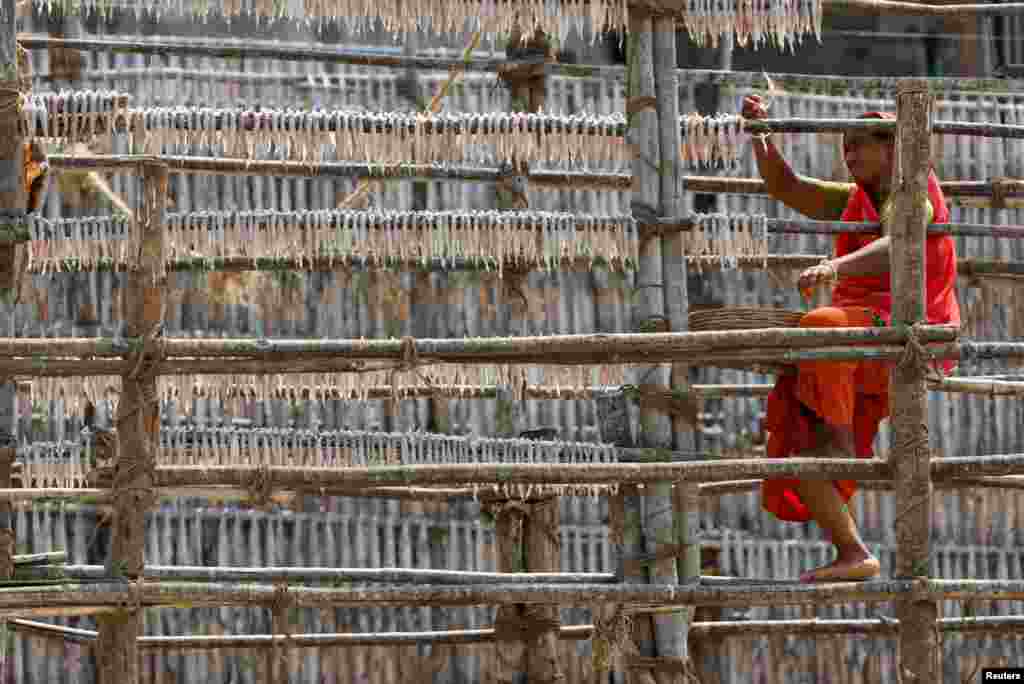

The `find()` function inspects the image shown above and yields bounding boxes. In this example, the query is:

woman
[741,96,961,582]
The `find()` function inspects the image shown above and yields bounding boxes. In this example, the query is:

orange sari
[761,171,961,522]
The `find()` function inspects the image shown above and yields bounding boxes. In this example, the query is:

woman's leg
[793,307,881,582]
[794,439,880,582]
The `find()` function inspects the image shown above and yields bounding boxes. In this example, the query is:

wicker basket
[689,307,805,332]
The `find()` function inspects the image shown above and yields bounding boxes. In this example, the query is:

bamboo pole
[21,565,618,585]
[681,175,1024,207]
[647,12,691,684]
[0,324,959,359]
[42,154,1024,208]
[0,343,985,377]
[890,79,940,682]
[96,161,167,684]
[49,154,634,190]
[17,35,527,71]
[11,614,1024,653]
[3,577,1024,611]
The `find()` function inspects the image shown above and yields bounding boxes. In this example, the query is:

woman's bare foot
[800,548,880,583]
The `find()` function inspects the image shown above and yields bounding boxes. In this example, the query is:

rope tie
[389,336,420,414]
[992,177,1010,210]
[270,580,296,679]
[493,607,561,642]
[245,464,274,509]
[110,325,165,518]
[896,322,942,382]
[591,606,634,673]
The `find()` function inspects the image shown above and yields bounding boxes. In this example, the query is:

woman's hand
[741,94,770,121]
[798,260,838,299]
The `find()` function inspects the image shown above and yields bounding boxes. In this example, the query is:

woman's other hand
[741,95,769,122]
[798,260,838,299]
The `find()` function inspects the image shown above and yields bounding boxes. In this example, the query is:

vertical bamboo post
[890,79,939,682]
[654,9,699,588]
[628,9,686,684]
[0,11,27,638]
[493,502,528,683]
[96,161,168,684]
[524,495,563,683]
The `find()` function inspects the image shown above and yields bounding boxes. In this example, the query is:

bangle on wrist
[820,258,839,281]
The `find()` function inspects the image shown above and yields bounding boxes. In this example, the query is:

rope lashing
[591,606,635,673]
[493,606,562,642]
[389,336,421,413]
[896,322,945,383]
[244,464,274,509]
[111,324,164,515]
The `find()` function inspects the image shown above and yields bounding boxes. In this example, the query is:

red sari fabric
[761,171,961,523]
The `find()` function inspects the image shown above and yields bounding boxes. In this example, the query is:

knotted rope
[591,606,634,673]
[493,606,562,642]
[245,464,274,509]
[896,322,943,383]
[269,581,296,679]
[388,336,420,414]
[112,323,165,520]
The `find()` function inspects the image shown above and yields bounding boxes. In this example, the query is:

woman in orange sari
[741,98,961,582]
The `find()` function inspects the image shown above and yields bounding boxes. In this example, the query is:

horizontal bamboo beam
[931,377,1024,395]
[823,0,1024,17]
[11,614,1023,653]
[682,175,1024,206]
[932,454,1024,480]
[13,551,66,567]
[150,459,893,489]
[17,35,528,72]
[688,615,1024,638]
[0,489,111,503]
[148,449,1024,489]
[34,254,1023,280]
[746,118,1024,140]
[645,216,1024,241]
[8,618,97,645]
[25,565,617,586]
[42,156,1024,208]
[47,155,632,191]
[0,325,961,361]
[700,472,1024,497]
[0,578,1022,612]
[665,68,1024,97]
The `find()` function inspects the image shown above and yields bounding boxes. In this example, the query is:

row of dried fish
[30,0,626,44]
[156,426,619,467]
[24,365,630,419]
[687,212,770,271]
[683,0,823,51]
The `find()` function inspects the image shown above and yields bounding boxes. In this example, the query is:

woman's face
[843,133,895,188]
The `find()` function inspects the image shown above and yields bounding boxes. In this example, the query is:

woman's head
[842,111,896,190]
